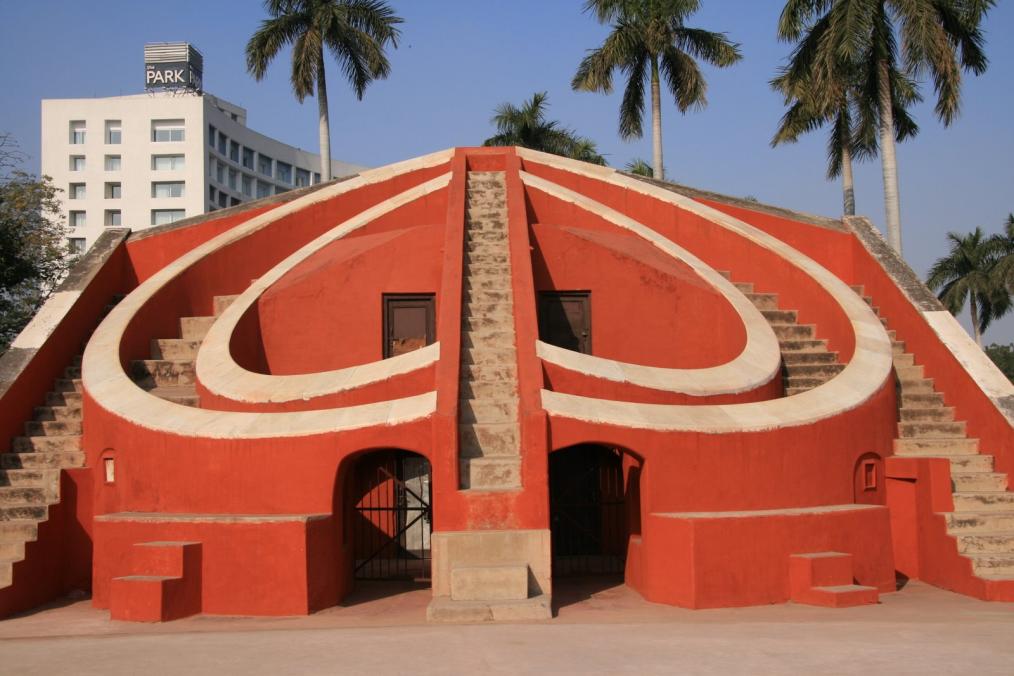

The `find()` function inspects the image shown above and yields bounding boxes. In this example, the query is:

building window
[105,209,121,226]
[229,140,240,163]
[217,134,227,156]
[152,181,185,198]
[151,209,185,226]
[257,154,273,177]
[69,211,86,228]
[208,125,216,146]
[276,161,292,185]
[295,168,310,187]
[152,119,185,143]
[230,196,241,207]
[228,168,238,191]
[105,182,121,199]
[216,162,225,185]
[313,172,321,185]
[69,183,86,199]
[69,121,86,144]
[256,180,271,198]
[70,155,86,171]
[217,191,228,208]
[105,120,122,144]
[275,185,288,196]
[68,237,86,253]
[241,174,253,197]
[241,147,254,169]
[104,155,121,171]
[152,154,185,171]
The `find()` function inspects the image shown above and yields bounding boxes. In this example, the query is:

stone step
[733,282,754,293]
[899,379,935,394]
[0,468,58,489]
[0,520,38,542]
[69,354,83,367]
[897,420,966,438]
[64,365,82,379]
[771,324,815,340]
[782,350,838,365]
[459,422,520,458]
[969,553,1014,576]
[785,376,828,389]
[0,504,48,521]
[0,452,84,470]
[464,263,511,277]
[464,288,512,304]
[461,347,516,366]
[460,457,521,490]
[462,330,515,350]
[426,594,551,623]
[952,492,1014,513]
[785,386,814,396]
[947,511,1014,534]
[465,301,514,316]
[464,252,508,266]
[941,454,995,472]
[0,540,25,561]
[148,386,200,407]
[464,277,511,292]
[151,338,201,361]
[761,309,797,323]
[784,363,844,378]
[896,364,924,381]
[130,360,195,388]
[24,420,82,437]
[451,564,528,602]
[746,293,779,310]
[899,406,955,422]
[33,405,81,422]
[465,239,502,253]
[0,486,49,505]
[894,437,979,455]
[956,532,1014,554]
[461,363,517,382]
[462,315,513,333]
[459,380,517,400]
[180,316,215,341]
[893,353,915,368]
[779,339,828,352]
[54,378,83,394]
[213,295,239,316]
[466,208,507,221]
[953,473,1009,492]
[44,391,81,407]
[460,399,517,424]
[901,392,945,407]
[466,230,508,242]
[12,435,81,454]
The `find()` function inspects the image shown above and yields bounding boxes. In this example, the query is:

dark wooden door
[383,295,435,358]
[539,292,591,354]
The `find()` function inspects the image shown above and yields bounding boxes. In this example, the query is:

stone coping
[654,504,884,519]
[523,172,780,396]
[82,149,453,439]
[516,148,892,433]
[96,512,330,523]
[196,175,450,404]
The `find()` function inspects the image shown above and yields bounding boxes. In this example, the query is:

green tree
[572,0,742,181]
[988,213,1014,291]
[984,343,1014,382]
[625,157,654,177]
[1,164,74,352]
[246,0,402,182]
[927,227,1008,346]
[483,92,607,165]
[778,0,995,255]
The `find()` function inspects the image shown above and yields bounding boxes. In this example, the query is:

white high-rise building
[41,44,363,253]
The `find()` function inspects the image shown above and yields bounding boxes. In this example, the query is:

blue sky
[2,0,1013,341]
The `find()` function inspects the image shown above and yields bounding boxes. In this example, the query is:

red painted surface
[3,147,1011,620]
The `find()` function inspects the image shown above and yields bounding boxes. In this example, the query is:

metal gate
[549,445,627,577]
[352,452,432,581]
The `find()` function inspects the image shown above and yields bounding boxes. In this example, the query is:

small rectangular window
[216,162,225,185]
[69,211,86,228]
[68,237,86,253]
[105,120,122,144]
[104,155,121,171]
[217,191,228,208]
[241,147,254,169]
[228,168,238,190]
[105,209,121,226]
[217,134,227,155]
[257,154,273,177]
[241,174,253,197]
[230,196,241,207]
[256,180,271,198]
[295,168,310,187]
[208,124,216,146]
[152,154,184,171]
[313,172,321,185]
[69,121,86,144]
[70,155,86,171]
[152,119,185,143]
[69,183,86,199]
[229,140,240,162]
[151,209,186,226]
[105,182,121,199]
[152,181,185,198]
[276,161,292,184]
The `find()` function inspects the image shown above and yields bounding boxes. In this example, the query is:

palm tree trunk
[877,59,902,254]
[841,142,856,217]
[650,58,664,181]
[317,51,332,183]
[970,294,982,346]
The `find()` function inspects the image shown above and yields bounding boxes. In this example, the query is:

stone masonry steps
[852,283,1014,583]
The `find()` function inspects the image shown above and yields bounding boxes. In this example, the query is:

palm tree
[246,0,402,182]
[572,0,742,181]
[927,227,1008,346]
[990,213,1014,290]
[483,92,607,165]
[778,0,995,256]
[625,158,654,177]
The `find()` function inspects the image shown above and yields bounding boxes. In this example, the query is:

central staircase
[458,171,521,491]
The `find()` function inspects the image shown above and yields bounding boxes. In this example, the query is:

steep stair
[130,294,238,407]
[721,272,844,396]
[458,171,521,490]
[854,286,1014,582]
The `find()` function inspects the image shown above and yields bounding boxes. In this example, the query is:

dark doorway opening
[549,444,639,578]
[539,291,591,354]
[349,450,432,582]
[383,294,435,359]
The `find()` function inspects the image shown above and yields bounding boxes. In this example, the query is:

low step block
[788,552,879,608]
[451,564,528,602]
[427,594,552,623]
[110,541,202,622]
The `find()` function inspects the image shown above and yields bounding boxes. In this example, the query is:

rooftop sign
[144,42,203,92]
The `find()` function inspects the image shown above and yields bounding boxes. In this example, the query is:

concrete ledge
[450,564,528,601]
[426,594,551,623]
[95,512,330,524]
[654,504,884,519]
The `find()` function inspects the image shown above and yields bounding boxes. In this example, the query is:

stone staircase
[722,273,844,396]
[1,358,85,589]
[130,294,238,407]
[458,171,521,491]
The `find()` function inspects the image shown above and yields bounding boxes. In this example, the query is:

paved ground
[1,580,1012,675]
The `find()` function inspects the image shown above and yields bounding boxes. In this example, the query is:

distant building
[40,43,363,252]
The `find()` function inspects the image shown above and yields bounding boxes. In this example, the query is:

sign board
[144,42,203,93]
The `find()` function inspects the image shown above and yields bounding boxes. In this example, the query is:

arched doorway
[549,444,641,578]
[347,449,432,582]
